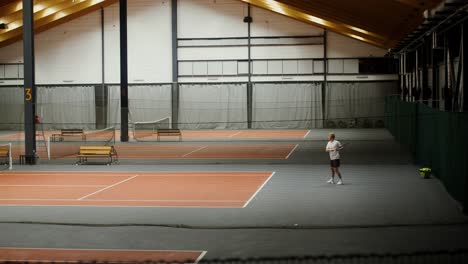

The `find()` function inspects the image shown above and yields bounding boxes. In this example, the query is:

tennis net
[48,127,115,160]
[133,116,172,141]
[0,143,12,170]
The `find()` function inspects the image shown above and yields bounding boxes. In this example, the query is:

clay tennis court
[0,248,206,263]
[112,144,298,159]
[9,143,298,160]
[0,129,310,141]
[0,171,274,207]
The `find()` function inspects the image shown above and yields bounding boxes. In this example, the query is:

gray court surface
[0,129,467,259]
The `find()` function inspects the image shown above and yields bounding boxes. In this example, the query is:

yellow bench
[0,145,9,160]
[157,129,182,141]
[51,129,86,142]
[0,146,9,158]
[77,146,118,165]
[0,145,11,169]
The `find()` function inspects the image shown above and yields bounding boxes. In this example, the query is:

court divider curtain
[178,83,247,129]
[252,82,322,129]
[385,95,468,209]
[107,84,172,128]
[326,82,397,128]
[0,86,23,130]
[37,86,96,130]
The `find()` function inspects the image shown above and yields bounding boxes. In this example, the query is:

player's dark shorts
[330,159,340,168]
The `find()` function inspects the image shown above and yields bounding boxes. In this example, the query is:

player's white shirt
[326,140,342,160]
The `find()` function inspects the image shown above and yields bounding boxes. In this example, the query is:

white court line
[0,204,242,208]
[0,185,107,187]
[242,171,275,208]
[0,199,94,201]
[182,146,208,157]
[0,247,205,252]
[0,171,273,176]
[83,199,244,202]
[195,251,208,264]
[2,171,273,173]
[0,247,207,264]
[77,175,138,200]
[285,144,299,159]
[303,129,311,138]
[228,131,242,138]
[0,198,244,202]
[11,175,266,177]
[0,173,127,176]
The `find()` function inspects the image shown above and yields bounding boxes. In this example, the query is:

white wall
[104,0,172,83]
[0,41,22,63]
[178,0,247,38]
[251,7,323,37]
[327,31,387,58]
[0,11,102,85]
[0,0,391,85]
[178,0,248,62]
[35,11,102,84]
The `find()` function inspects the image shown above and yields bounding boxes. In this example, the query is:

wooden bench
[51,129,86,142]
[0,145,10,165]
[77,146,118,165]
[157,129,182,141]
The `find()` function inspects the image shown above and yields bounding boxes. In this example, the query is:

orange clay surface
[0,171,274,207]
[8,143,297,160]
[0,248,206,263]
[0,129,309,141]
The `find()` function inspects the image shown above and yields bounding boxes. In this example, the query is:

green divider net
[385,95,468,208]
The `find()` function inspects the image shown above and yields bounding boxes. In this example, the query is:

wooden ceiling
[0,0,117,48]
[239,0,444,48]
[0,0,442,49]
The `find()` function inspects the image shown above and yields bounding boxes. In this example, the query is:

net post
[47,136,51,160]
[8,143,12,170]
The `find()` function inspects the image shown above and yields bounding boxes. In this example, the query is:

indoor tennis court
[1,0,468,264]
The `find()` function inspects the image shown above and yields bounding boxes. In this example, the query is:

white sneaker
[337,180,343,185]
[327,178,335,184]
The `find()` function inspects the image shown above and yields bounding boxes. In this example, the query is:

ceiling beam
[0,0,22,18]
[394,0,442,9]
[238,0,387,48]
[274,0,391,37]
[0,0,118,48]
[0,0,68,25]
[0,0,87,36]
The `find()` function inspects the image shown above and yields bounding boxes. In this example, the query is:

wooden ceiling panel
[0,0,118,48]
[0,0,445,49]
[240,0,444,48]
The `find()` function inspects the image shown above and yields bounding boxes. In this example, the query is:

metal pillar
[444,33,452,111]
[398,54,402,97]
[464,21,468,112]
[322,29,327,126]
[22,0,36,164]
[444,34,448,110]
[171,0,179,129]
[120,0,129,141]
[431,42,439,109]
[422,42,429,104]
[414,49,421,101]
[246,4,253,129]
[452,26,463,112]
[464,21,468,215]
[403,53,408,101]
[95,7,107,129]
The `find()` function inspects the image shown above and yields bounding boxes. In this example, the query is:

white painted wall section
[327,31,387,58]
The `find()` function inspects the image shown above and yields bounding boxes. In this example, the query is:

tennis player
[325,132,343,185]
